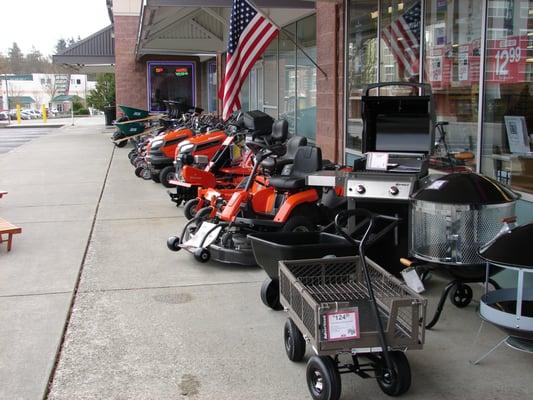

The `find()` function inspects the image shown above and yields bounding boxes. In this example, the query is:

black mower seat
[262,135,308,172]
[269,146,322,191]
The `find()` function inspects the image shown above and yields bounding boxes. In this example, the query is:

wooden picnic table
[0,218,21,252]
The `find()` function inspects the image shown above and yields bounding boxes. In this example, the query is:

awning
[51,95,84,103]
[52,25,115,73]
[10,96,35,105]
[136,0,315,59]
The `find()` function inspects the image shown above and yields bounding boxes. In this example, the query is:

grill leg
[470,336,508,365]
[425,280,459,330]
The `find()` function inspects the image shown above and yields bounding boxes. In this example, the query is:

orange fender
[219,191,248,222]
[182,166,216,188]
[273,189,319,223]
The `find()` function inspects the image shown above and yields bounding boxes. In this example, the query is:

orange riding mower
[166,141,347,266]
[143,113,224,186]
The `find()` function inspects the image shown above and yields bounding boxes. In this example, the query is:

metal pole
[71,102,74,126]
[3,74,10,124]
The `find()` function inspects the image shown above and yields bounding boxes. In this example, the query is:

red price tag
[487,35,527,83]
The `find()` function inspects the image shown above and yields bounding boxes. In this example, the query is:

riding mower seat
[262,135,307,173]
[268,146,322,191]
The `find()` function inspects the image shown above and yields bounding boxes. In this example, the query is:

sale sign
[486,35,528,83]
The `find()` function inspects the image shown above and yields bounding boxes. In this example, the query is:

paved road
[0,128,51,154]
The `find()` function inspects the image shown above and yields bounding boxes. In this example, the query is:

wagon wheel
[260,277,283,310]
[306,356,341,400]
[375,351,411,396]
[449,283,473,308]
[284,318,306,362]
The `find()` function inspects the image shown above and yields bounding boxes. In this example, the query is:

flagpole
[246,0,328,77]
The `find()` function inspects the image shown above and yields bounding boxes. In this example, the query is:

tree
[55,39,67,54]
[26,47,46,73]
[86,73,115,110]
[8,42,24,73]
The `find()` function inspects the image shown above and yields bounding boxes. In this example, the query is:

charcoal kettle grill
[471,223,533,363]
[407,172,519,329]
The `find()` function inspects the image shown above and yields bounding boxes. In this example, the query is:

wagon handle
[334,209,396,374]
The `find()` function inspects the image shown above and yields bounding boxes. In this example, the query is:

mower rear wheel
[260,277,283,311]
[282,215,316,233]
[194,248,210,263]
[151,172,161,183]
[166,236,181,252]
[184,199,200,220]
[159,166,176,188]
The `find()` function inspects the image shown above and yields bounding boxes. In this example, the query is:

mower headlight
[151,139,164,149]
[179,143,195,154]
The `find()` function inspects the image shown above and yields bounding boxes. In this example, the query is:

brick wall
[114,15,202,114]
[316,0,345,163]
[115,16,147,112]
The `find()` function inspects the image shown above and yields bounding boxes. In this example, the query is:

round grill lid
[479,224,533,269]
[412,172,518,205]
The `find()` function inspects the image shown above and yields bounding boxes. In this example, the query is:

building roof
[52,95,84,103]
[53,25,115,66]
[10,96,35,104]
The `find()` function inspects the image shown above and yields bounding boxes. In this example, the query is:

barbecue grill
[471,223,533,363]
[408,172,519,328]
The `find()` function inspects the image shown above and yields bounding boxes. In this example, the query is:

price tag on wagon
[325,309,360,341]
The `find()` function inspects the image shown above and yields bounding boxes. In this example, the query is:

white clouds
[0,0,110,56]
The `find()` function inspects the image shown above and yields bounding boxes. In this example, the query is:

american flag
[381,1,421,79]
[222,0,279,120]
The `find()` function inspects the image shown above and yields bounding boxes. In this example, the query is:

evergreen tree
[8,42,23,73]
[55,39,67,54]
[86,73,115,110]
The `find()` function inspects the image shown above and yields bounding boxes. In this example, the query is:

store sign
[154,67,165,74]
[175,68,189,77]
[6,74,33,81]
[486,35,527,83]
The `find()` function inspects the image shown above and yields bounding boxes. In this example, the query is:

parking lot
[0,120,531,400]
[0,127,51,154]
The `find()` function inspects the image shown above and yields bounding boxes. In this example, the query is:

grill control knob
[356,185,366,194]
[390,186,399,196]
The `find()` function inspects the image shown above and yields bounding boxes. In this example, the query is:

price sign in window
[325,308,360,341]
[487,36,527,83]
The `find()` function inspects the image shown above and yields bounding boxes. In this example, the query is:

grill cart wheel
[184,199,200,220]
[284,318,306,362]
[134,166,144,177]
[375,351,411,396]
[167,236,181,252]
[194,248,210,263]
[306,356,341,400]
[260,277,283,310]
[449,283,473,308]
[159,166,176,188]
[151,172,161,183]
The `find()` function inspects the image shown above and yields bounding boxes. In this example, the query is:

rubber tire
[115,138,127,148]
[159,166,176,188]
[140,168,152,180]
[284,318,306,362]
[134,166,144,177]
[194,248,210,263]
[151,172,161,183]
[183,198,200,220]
[166,236,181,252]
[376,351,411,396]
[449,284,473,308]
[260,277,283,311]
[282,215,316,233]
[306,356,341,400]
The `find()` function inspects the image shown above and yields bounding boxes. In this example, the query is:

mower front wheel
[151,172,161,183]
[134,166,144,178]
[183,198,200,220]
[159,166,176,188]
[194,248,210,263]
[167,236,181,252]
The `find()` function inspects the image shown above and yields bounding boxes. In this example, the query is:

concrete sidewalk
[0,121,531,400]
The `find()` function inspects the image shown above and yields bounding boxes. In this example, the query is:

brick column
[316,0,345,163]
[114,15,147,113]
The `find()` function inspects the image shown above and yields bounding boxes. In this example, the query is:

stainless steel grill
[411,201,515,265]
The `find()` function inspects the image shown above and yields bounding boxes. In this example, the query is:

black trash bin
[104,106,117,126]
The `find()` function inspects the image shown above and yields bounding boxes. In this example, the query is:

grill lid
[479,224,533,269]
[412,172,518,205]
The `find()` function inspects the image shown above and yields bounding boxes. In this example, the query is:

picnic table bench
[0,191,7,198]
[0,218,21,252]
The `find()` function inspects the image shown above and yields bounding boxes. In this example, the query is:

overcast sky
[0,0,111,56]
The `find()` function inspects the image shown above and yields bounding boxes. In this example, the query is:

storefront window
[481,0,533,193]
[297,15,317,140]
[208,61,217,113]
[346,0,378,152]
[147,62,195,112]
[425,0,482,170]
[263,40,278,118]
[279,23,297,132]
